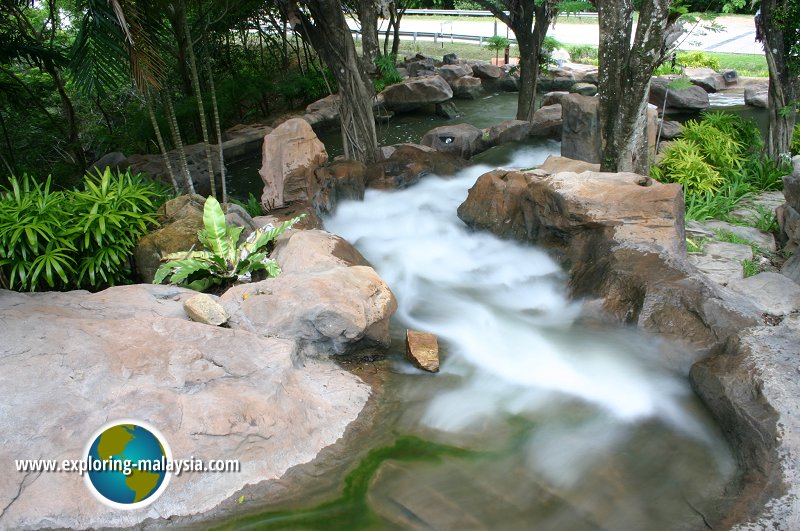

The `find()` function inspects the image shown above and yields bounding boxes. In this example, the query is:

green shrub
[540,36,562,72]
[676,51,721,71]
[374,54,404,93]
[680,119,744,172]
[740,155,791,191]
[0,169,162,291]
[558,1,597,13]
[564,44,598,65]
[153,196,302,292]
[749,205,779,233]
[700,111,763,153]
[653,138,723,194]
[791,123,800,155]
[742,258,759,278]
[231,193,263,218]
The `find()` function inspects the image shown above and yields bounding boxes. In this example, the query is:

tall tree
[355,0,382,74]
[593,0,673,174]
[755,0,799,160]
[474,0,558,122]
[285,0,379,164]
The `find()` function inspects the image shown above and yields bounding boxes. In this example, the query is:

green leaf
[199,196,230,259]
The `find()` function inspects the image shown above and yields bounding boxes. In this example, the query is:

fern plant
[654,139,723,194]
[153,196,302,292]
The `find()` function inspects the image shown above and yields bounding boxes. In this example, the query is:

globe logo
[84,420,172,509]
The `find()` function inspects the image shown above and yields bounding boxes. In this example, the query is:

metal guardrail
[403,8,598,18]
[351,28,518,46]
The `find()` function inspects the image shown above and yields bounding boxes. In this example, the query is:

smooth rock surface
[744,86,769,108]
[421,123,484,159]
[726,272,800,315]
[183,293,228,325]
[650,77,710,111]
[0,284,370,529]
[451,76,483,99]
[381,75,453,112]
[258,118,328,211]
[437,64,471,83]
[659,120,684,140]
[484,119,531,146]
[471,62,502,79]
[570,82,597,96]
[405,330,440,372]
[704,220,776,252]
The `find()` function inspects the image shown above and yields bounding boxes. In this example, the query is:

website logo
[83,419,172,510]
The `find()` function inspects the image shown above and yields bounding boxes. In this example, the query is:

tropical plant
[231,193,263,218]
[700,111,763,152]
[676,51,721,71]
[484,35,510,65]
[374,53,404,92]
[680,119,743,171]
[153,196,302,292]
[748,205,779,234]
[0,169,162,291]
[791,123,800,155]
[652,138,723,194]
[740,155,791,191]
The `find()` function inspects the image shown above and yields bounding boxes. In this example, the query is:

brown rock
[471,62,503,79]
[381,75,454,112]
[406,330,440,372]
[437,64,471,83]
[484,119,531,146]
[451,76,483,99]
[367,144,467,189]
[649,77,710,111]
[183,293,228,325]
[258,118,328,212]
[541,91,569,107]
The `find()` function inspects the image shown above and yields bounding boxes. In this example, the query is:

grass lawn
[396,40,767,77]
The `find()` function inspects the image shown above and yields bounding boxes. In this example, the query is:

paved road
[354,15,763,55]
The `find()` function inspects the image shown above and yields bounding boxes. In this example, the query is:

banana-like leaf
[199,196,230,260]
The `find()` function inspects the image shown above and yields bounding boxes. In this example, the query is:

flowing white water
[324,140,735,518]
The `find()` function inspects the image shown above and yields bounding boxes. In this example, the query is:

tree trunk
[182,13,217,198]
[163,92,196,194]
[206,60,228,203]
[516,38,538,122]
[756,0,798,161]
[358,0,381,74]
[597,0,671,174]
[294,0,379,164]
[145,90,180,193]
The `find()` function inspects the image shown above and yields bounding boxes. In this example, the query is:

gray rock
[684,67,725,93]
[691,317,800,530]
[744,86,769,108]
[381,75,454,112]
[483,119,531,146]
[442,53,459,65]
[471,62,503,80]
[784,156,800,212]
[435,101,460,119]
[726,272,800,315]
[530,103,563,139]
[87,151,128,176]
[420,123,484,159]
[451,76,483,99]
[781,254,800,285]
[0,284,370,529]
[183,293,228,325]
[569,82,597,96]
[541,91,569,107]
[561,94,601,164]
[688,242,753,286]
[659,120,684,140]
[437,64,471,83]
[538,63,599,92]
[649,77,710,111]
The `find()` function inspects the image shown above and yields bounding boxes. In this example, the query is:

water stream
[222,139,738,530]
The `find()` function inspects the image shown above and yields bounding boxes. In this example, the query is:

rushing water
[222,139,738,530]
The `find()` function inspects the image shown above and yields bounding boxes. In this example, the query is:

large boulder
[560,94,601,164]
[437,64,471,83]
[368,144,467,189]
[0,283,371,529]
[451,76,483,99]
[483,119,531,146]
[530,104,563,139]
[780,157,800,256]
[381,75,453,112]
[744,86,769,108]
[541,91,569,107]
[659,120,684,140]
[220,230,397,358]
[420,123,485,159]
[471,62,503,80]
[684,67,726,93]
[87,152,128,176]
[649,77,710,111]
[303,94,341,129]
[538,63,599,92]
[258,118,328,212]
[222,123,273,161]
[457,158,759,352]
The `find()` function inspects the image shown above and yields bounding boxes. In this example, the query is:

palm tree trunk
[145,90,180,193]
[163,92,195,194]
[205,60,227,203]
[182,14,217,198]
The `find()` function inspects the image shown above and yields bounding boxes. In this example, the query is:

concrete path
[351,15,763,55]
